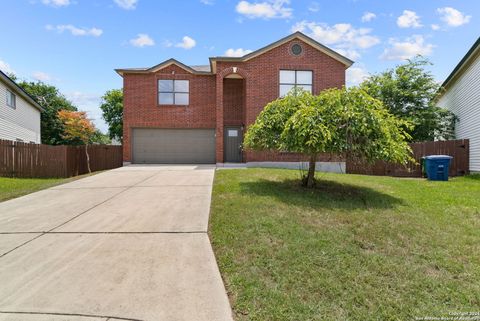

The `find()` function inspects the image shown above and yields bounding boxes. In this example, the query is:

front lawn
[209,169,480,321]
[0,175,88,202]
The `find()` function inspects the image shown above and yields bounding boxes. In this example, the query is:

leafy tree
[361,57,456,142]
[58,110,96,173]
[99,89,123,142]
[17,80,77,145]
[90,130,112,145]
[6,72,17,81]
[244,88,413,187]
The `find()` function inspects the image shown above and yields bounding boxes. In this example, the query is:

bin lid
[425,155,453,160]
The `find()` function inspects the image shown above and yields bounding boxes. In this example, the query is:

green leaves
[361,56,456,142]
[281,96,332,154]
[244,90,312,151]
[99,89,123,142]
[244,87,414,166]
[18,80,78,145]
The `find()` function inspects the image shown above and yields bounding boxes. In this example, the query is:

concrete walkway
[0,165,233,321]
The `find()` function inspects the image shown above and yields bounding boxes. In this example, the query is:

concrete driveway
[0,165,233,321]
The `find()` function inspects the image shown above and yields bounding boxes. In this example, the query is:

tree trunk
[85,145,91,173]
[305,154,317,188]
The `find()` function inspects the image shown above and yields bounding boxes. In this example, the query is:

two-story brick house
[116,32,353,165]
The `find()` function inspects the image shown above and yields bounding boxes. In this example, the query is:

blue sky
[0,0,478,132]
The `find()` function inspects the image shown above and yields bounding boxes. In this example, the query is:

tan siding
[0,81,41,143]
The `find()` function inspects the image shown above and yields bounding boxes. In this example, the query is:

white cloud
[129,34,155,47]
[41,0,71,7]
[200,0,214,4]
[335,48,360,61]
[236,0,292,19]
[431,24,440,31]
[32,71,52,82]
[437,7,471,27]
[224,48,253,57]
[114,0,138,10]
[175,36,196,50]
[291,21,380,59]
[347,66,369,86]
[162,40,173,48]
[66,91,107,132]
[0,59,15,75]
[66,91,101,107]
[361,12,376,22]
[46,24,103,37]
[156,36,196,49]
[397,10,422,28]
[381,35,434,61]
[292,21,380,49]
[308,2,319,13]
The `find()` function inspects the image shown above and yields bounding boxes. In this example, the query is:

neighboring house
[0,70,43,143]
[116,32,353,166]
[438,37,480,173]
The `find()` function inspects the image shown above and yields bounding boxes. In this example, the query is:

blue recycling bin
[424,155,453,181]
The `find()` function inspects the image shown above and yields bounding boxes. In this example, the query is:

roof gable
[209,32,354,73]
[0,70,43,112]
[148,59,206,74]
[441,37,480,89]
[115,59,212,76]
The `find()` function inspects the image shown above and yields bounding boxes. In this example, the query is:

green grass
[0,174,93,202]
[209,169,480,321]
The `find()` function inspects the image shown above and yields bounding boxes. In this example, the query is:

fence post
[64,146,68,178]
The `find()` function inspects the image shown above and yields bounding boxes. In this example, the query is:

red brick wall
[223,78,244,126]
[122,64,216,161]
[215,39,346,162]
[122,38,346,163]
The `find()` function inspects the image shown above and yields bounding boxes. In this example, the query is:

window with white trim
[279,70,313,97]
[158,80,189,105]
[6,89,16,109]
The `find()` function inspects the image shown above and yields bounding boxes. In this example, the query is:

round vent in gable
[291,43,303,56]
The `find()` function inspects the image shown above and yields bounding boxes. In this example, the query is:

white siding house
[0,71,42,143]
[438,37,480,173]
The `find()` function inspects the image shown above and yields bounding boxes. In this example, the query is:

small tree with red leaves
[58,110,96,173]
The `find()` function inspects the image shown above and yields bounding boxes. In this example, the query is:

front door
[224,126,243,162]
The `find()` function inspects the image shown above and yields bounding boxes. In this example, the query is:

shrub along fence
[347,139,470,177]
[0,139,122,178]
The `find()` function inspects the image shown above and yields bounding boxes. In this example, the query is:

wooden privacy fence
[347,139,469,177]
[0,139,123,178]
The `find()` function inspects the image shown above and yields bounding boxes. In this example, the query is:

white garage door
[132,128,216,164]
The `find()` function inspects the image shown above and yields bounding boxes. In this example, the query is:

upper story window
[279,70,313,97]
[6,89,16,109]
[158,80,189,105]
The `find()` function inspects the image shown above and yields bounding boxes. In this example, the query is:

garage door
[132,128,216,164]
